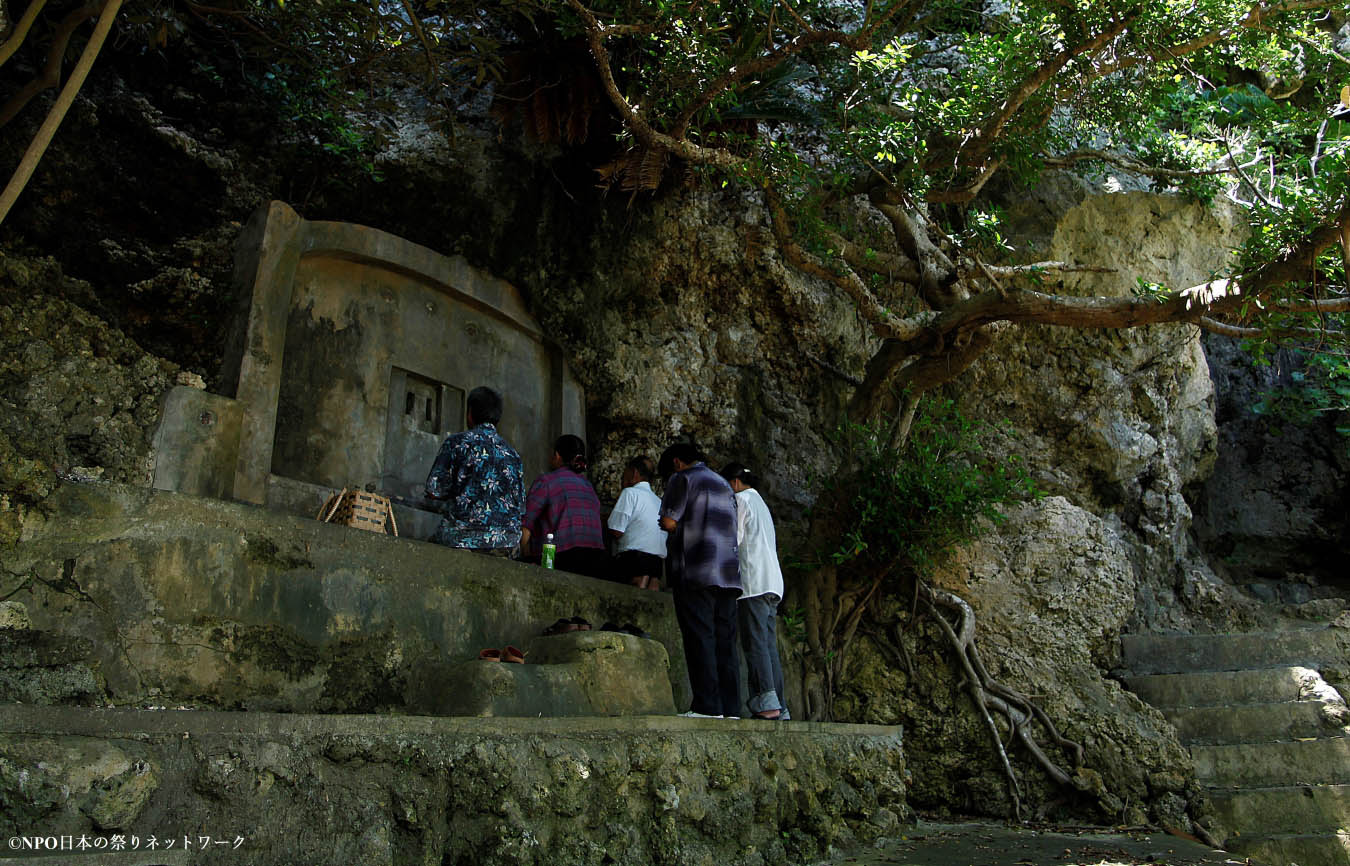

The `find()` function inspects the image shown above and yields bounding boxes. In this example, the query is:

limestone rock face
[927,498,1203,824]
[961,181,1255,633]
[1195,336,1350,588]
[0,257,178,544]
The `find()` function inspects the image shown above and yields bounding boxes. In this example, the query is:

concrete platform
[0,705,907,866]
[1226,832,1350,866]
[2,484,691,713]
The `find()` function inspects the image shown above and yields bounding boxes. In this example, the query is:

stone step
[1210,785,1350,837]
[1165,700,1349,745]
[1192,738,1350,788]
[1123,666,1333,708]
[1121,629,1345,676]
[1225,832,1350,866]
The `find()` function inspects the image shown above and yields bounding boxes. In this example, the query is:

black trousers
[673,584,741,716]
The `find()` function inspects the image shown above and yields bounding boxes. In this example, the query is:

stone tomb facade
[152,200,584,537]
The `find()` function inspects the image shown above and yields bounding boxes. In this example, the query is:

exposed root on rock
[921,582,1084,820]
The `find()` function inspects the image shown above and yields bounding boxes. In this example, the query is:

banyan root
[920,583,1084,819]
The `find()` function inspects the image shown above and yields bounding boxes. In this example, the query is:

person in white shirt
[608,455,667,591]
[720,462,790,720]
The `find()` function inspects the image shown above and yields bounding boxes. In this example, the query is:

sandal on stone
[646,578,661,592]
[502,645,526,664]
[569,616,592,631]
[542,618,574,636]
[478,648,502,661]
[751,709,782,720]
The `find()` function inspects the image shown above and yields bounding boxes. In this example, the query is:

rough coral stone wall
[0,709,907,866]
[0,255,178,544]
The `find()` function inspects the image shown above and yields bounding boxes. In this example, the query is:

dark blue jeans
[673,584,741,716]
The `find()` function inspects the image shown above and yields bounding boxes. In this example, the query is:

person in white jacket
[720,463,790,720]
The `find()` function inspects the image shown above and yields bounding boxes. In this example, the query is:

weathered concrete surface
[4,483,691,712]
[411,630,677,717]
[0,705,907,866]
[154,201,586,529]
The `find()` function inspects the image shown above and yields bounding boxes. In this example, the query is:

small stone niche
[382,370,464,501]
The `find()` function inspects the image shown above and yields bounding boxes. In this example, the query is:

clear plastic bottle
[542,533,556,569]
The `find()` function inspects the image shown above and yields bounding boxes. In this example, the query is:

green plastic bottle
[542,533,556,569]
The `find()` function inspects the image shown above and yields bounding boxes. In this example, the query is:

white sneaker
[725,716,741,719]
[678,711,723,719]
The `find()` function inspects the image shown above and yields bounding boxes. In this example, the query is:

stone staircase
[1121,628,1350,866]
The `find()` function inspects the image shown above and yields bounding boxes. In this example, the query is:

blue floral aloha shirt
[425,423,524,550]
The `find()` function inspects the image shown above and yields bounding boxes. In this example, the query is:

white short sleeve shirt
[735,488,784,599]
[607,481,668,557]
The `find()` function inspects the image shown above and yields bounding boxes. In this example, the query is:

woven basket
[318,488,399,536]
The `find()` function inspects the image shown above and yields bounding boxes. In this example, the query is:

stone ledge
[6,483,691,712]
[0,705,900,739]
[0,705,907,866]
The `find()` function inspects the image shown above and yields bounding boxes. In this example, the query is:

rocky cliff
[1,34,1347,836]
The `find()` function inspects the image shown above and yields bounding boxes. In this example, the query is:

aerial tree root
[921,583,1084,820]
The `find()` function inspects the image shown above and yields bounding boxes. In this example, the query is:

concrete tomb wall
[152,201,584,539]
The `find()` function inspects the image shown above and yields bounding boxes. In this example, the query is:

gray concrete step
[1121,629,1346,676]
[1165,700,1350,745]
[1210,785,1350,837]
[1124,666,1332,708]
[1192,737,1350,787]
[1226,832,1350,866]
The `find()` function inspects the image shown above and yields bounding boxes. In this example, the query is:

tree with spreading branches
[506,0,1346,813]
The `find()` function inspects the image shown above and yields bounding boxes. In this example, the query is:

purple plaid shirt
[522,468,605,556]
[660,462,741,590]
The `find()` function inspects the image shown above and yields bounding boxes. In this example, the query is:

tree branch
[766,187,918,337]
[1197,316,1344,340]
[972,15,1133,159]
[399,0,438,85]
[1089,0,1339,79]
[0,0,101,130]
[566,0,742,168]
[671,27,861,139]
[0,0,123,226]
[0,0,49,68]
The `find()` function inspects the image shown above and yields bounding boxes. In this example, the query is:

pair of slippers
[478,646,525,663]
[600,622,651,640]
[542,616,592,636]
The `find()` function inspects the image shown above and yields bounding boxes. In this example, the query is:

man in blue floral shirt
[425,386,524,555]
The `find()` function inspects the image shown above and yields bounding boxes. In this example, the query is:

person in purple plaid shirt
[520,435,608,577]
[659,442,742,718]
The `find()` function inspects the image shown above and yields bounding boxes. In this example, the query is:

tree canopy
[212,0,1347,423]
[7,0,1346,427]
